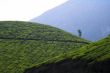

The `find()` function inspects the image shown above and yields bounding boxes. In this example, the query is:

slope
[32,0,110,41]
[25,36,110,73]
[0,21,89,73]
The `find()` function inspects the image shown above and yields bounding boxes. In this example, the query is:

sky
[0,0,68,21]
[32,0,110,41]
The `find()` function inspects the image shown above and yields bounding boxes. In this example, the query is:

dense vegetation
[25,36,110,73]
[0,21,89,73]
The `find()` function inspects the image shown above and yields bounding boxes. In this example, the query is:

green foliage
[41,36,110,66]
[74,36,110,61]
[0,21,88,73]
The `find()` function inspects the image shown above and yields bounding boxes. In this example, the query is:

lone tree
[78,29,82,37]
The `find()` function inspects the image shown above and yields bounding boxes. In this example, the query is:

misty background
[32,0,110,41]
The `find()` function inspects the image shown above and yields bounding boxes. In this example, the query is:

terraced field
[0,21,89,73]
[26,36,110,73]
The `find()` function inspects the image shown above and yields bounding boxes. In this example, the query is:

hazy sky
[0,0,68,21]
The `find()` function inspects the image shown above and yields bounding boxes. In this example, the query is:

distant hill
[0,21,88,73]
[25,36,110,73]
[31,0,110,41]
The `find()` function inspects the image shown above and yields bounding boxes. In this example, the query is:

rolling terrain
[0,21,89,73]
[25,36,110,73]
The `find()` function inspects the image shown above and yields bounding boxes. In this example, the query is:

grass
[36,35,110,67]
[0,21,89,73]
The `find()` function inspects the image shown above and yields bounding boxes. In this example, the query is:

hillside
[0,21,89,73]
[25,36,110,73]
[32,0,110,41]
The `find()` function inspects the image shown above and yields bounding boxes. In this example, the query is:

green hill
[0,21,89,73]
[25,36,110,73]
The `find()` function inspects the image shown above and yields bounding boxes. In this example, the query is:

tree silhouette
[78,29,82,37]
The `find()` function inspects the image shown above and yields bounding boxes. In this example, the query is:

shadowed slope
[24,36,110,73]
